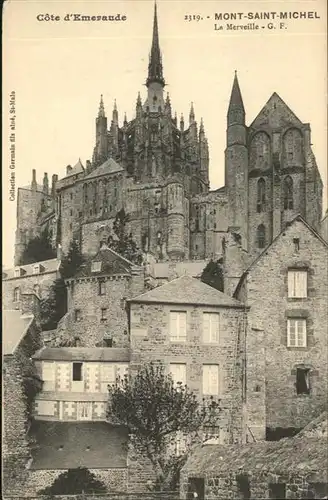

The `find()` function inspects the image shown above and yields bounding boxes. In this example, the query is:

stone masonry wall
[237,219,328,430]
[22,468,128,496]
[130,301,247,444]
[3,270,58,309]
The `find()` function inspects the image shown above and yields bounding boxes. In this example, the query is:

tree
[40,278,67,331]
[201,259,224,292]
[38,467,107,495]
[20,226,56,265]
[108,209,143,265]
[60,239,84,279]
[108,363,220,491]
[40,240,84,331]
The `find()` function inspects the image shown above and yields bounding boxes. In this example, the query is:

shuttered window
[287,319,307,347]
[100,364,115,393]
[288,270,307,298]
[170,311,187,342]
[37,400,55,416]
[42,362,56,391]
[203,313,219,343]
[202,365,219,395]
[169,364,187,387]
[77,402,92,420]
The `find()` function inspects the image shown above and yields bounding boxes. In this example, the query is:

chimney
[66,165,72,175]
[51,174,58,198]
[86,160,92,174]
[43,172,49,194]
[57,244,63,261]
[31,169,37,190]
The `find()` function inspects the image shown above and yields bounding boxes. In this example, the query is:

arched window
[257,224,266,249]
[257,178,266,213]
[33,284,40,296]
[13,287,20,302]
[283,176,293,210]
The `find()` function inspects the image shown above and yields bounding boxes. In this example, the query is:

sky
[2,0,327,267]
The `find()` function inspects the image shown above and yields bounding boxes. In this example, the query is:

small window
[14,267,21,278]
[33,284,41,296]
[288,270,307,298]
[257,178,266,213]
[32,264,40,275]
[70,209,73,216]
[169,364,186,388]
[269,482,286,498]
[13,287,20,302]
[203,426,220,445]
[287,318,307,347]
[77,402,91,420]
[72,362,83,381]
[169,311,187,342]
[293,238,300,252]
[70,193,73,200]
[257,224,266,249]
[203,313,219,344]
[75,309,81,322]
[296,368,310,395]
[103,337,113,348]
[91,261,102,273]
[283,176,293,210]
[202,364,219,396]
[99,281,106,296]
[101,308,107,322]
[69,223,72,230]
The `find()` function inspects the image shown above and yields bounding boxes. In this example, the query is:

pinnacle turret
[98,94,105,118]
[112,99,118,122]
[189,102,195,124]
[146,1,165,87]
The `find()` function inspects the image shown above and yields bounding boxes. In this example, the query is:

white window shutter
[170,312,178,340]
[298,272,307,298]
[209,365,219,395]
[203,314,210,343]
[210,314,219,342]
[288,271,295,297]
[179,313,187,340]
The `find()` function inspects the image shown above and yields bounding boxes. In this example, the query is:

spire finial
[146,1,165,87]
[189,102,195,124]
[228,71,245,113]
[98,94,105,118]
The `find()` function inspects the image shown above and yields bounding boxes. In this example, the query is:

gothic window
[257,178,266,213]
[283,128,303,165]
[93,183,97,213]
[250,132,271,170]
[13,287,20,302]
[151,125,157,142]
[257,224,266,249]
[195,205,200,232]
[283,176,293,210]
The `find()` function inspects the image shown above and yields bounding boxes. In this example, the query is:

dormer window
[14,267,21,278]
[33,264,41,275]
[91,261,102,273]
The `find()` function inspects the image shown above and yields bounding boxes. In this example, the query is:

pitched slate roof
[234,215,328,297]
[250,92,303,128]
[182,431,327,480]
[3,310,34,356]
[32,346,130,362]
[153,260,207,279]
[66,158,84,178]
[72,246,136,279]
[84,157,123,180]
[29,421,128,469]
[3,258,60,280]
[129,275,244,308]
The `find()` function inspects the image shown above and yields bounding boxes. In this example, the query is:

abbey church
[14,3,324,270]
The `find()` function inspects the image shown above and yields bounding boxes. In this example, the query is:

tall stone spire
[146,1,165,87]
[189,102,195,124]
[228,71,245,125]
[98,94,105,117]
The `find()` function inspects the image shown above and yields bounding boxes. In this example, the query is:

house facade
[234,216,328,439]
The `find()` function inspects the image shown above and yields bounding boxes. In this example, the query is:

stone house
[234,215,328,440]
[128,275,248,446]
[2,257,61,310]
[22,345,129,494]
[3,293,42,496]
[180,412,327,500]
[55,244,144,348]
